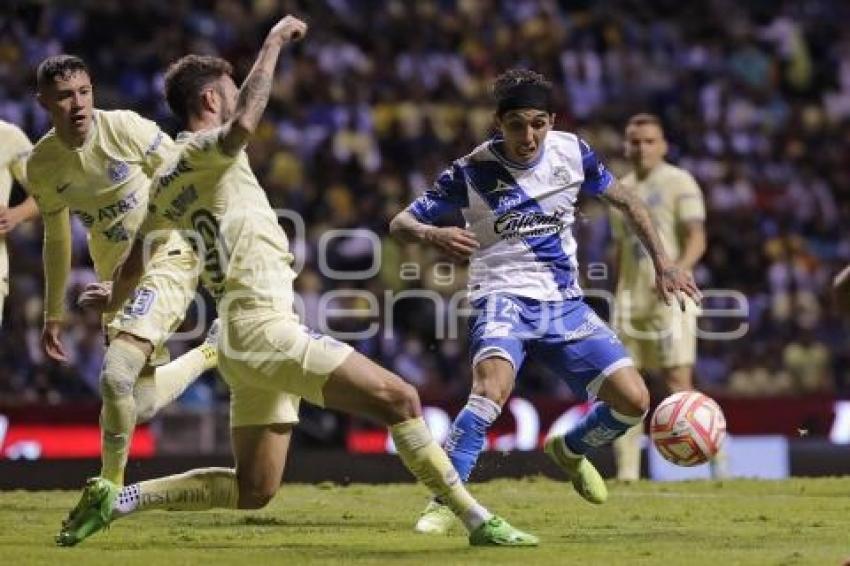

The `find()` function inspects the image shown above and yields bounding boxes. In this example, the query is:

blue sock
[563,402,643,456]
[443,394,501,483]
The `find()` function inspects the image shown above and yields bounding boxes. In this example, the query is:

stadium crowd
[1,0,849,408]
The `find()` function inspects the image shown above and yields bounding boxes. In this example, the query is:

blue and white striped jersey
[407,131,614,302]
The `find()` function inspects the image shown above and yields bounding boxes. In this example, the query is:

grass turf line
[1,477,847,565]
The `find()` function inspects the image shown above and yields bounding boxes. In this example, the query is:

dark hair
[492,69,553,103]
[163,55,233,123]
[36,55,90,91]
[491,68,554,116]
[627,113,664,131]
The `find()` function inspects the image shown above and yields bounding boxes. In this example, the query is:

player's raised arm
[219,15,306,156]
[601,180,700,309]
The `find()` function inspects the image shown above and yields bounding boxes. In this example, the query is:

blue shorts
[469,294,633,400]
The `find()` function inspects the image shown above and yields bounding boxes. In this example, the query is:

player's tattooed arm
[390,210,479,261]
[601,181,668,267]
[220,15,307,156]
[601,180,701,309]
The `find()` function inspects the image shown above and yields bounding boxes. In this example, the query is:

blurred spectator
[1,0,849,409]
[783,327,833,393]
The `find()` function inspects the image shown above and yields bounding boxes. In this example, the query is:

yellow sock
[99,340,147,485]
[390,417,491,532]
[132,347,211,423]
[113,468,238,518]
[613,423,643,481]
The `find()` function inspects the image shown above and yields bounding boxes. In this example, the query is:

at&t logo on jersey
[107,159,130,183]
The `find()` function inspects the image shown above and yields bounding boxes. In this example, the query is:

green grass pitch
[1,478,847,565]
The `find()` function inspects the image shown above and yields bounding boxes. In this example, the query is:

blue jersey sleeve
[407,162,469,224]
[579,138,615,196]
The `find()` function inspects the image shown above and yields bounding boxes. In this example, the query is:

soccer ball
[650,391,726,466]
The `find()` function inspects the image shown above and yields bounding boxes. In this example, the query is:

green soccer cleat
[414,500,456,535]
[60,483,96,530]
[468,516,539,547]
[544,436,608,504]
[55,477,119,547]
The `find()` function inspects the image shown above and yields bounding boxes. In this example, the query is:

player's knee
[606,368,650,418]
[472,358,514,406]
[101,339,149,400]
[100,361,137,401]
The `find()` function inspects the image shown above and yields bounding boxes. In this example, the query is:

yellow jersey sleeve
[42,207,72,321]
[184,128,238,169]
[114,110,176,176]
[676,171,706,223]
[6,124,32,186]
[24,159,67,215]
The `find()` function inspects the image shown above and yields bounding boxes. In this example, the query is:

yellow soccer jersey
[612,162,705,316]
[0,120,33,294]
[143,129,296,310]
[26,109,176,279]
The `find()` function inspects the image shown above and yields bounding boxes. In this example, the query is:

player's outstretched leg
[60,321,220,537]
[56,424,293,547]
[415,357,511,535]
[134,318,220,423]
[415,393,501,534]
[322,352,537,547]
[546,367,648,504]
[56,468,238,546]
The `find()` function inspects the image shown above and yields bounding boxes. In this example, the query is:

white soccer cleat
[414,500,456,535]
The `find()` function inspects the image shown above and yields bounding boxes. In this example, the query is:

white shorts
[218,304,353,427]
[105,233,199,366]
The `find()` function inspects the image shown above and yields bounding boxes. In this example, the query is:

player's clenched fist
[268,15,307,45]
[425,226,480,262]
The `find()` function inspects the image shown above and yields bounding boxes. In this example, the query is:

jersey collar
[488,137,546,170]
